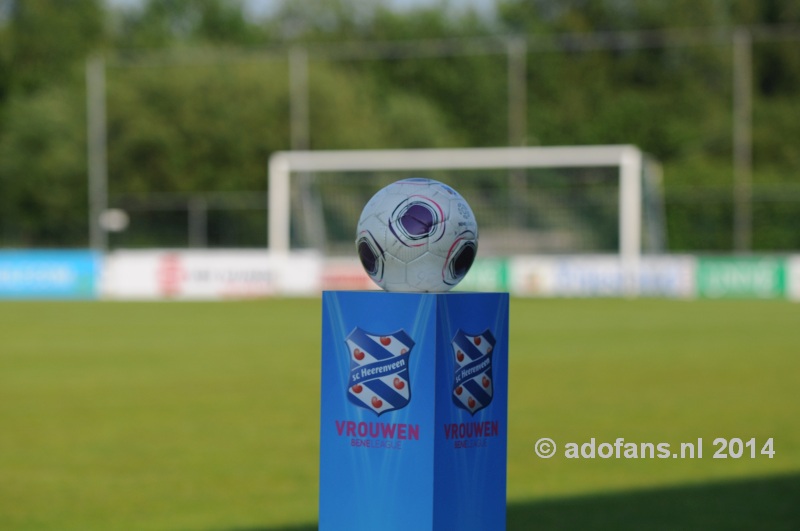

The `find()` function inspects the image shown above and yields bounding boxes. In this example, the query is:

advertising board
[0,250,100,299]
[101,250,320,299]
[696,257,786,299]
[509,255,695,298]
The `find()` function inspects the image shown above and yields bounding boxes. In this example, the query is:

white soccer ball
[355,178,478,292]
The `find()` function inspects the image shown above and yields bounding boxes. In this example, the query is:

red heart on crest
[468,397,476,408]
[482,376,490,388]
[380,337,391,346]
[353,349,365,361]
[473,337,482,346]
[352,384,363,394]
[456,351,464,362]
[371,396,383,409]
[393,377,405,390]
[455,386,463,396]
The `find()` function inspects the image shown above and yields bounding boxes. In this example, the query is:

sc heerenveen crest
[452,329,496,415]
[346,328,414,415]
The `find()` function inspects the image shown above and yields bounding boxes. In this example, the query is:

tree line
[1,0,799,251]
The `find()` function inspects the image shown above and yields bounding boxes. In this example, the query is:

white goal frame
[268,145,645,294]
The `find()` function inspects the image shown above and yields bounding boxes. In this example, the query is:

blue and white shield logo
[452,329,496,415]
[346,328,415,415]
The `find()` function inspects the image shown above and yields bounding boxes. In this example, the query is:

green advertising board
[455,258,509,292]
[697,257,787,299]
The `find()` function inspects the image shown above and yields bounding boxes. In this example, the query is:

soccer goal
[267,146,664,293]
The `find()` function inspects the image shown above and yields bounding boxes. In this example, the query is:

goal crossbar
[268,145,643,293]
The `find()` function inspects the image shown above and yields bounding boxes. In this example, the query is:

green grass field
[1,298,799,530]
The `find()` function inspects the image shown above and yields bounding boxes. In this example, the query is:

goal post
[268,145,648,295]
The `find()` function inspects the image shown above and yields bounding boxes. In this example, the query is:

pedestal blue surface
[319,291,509,531]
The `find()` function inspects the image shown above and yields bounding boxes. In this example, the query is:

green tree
[0,85,88,246]
[101,56,460,247]
[0,0,103,247]
[4,0,104,94]
[3,0,800,250]
[111,0,265,49]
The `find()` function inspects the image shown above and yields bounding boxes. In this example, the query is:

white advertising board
[101,250,320,300]
[639,256,696,298]
[510,255,695,298]
[789,256,800,302]
[320,258,378,291]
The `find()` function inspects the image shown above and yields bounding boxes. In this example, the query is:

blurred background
[1,1,800,530]
[1,0,799,254]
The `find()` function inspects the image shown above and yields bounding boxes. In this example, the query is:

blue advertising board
[0,250,100,299]
[319,291,509,531]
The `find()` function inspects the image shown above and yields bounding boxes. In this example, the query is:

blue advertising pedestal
[319,291,509,531]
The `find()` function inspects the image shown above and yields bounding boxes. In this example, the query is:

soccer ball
[355,178,478,292]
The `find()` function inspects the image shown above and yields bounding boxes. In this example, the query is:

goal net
[268,146,664,293]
